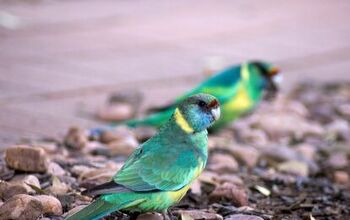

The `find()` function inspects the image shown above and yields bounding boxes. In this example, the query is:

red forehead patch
[208,99,219,108]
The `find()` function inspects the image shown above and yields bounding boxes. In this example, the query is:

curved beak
[211,107,221,121]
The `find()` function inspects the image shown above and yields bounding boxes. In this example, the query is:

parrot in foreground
[66,94,220,220]
[102,61,280,132]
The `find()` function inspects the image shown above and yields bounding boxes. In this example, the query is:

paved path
[1,0,350,146]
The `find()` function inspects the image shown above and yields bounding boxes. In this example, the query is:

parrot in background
[108,60,280,132]
[66,94,220,220]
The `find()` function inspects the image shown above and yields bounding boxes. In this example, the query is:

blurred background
[1,0,350,146]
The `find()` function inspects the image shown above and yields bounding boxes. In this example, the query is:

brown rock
[177,210,223,220]
[47,162,66,176]
[0,181,27,200]
[295,144,316,160]
[107,135,138,156]
[5,145,48,172]
[334,171,349,184]
[209,182,248,207]
[278,160,309,177]
[230,146,260,168]
[97,103,134,121]
[136,212,163,220]
[226,214,264,220]
[64,126,88,150]
[35,195,63,215]
[208,153,238,173]
[99,127,134,144]
[0,194,43,220]
[133,126,157,142]
[327,152,348,169]
[10,174,41,194]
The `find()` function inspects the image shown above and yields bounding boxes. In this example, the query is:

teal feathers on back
[66,94,220,220]
[114,61,279,131]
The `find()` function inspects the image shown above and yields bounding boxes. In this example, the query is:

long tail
[115,109,174,128]
[65,198,120,220]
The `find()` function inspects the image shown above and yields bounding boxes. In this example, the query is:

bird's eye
[198,100,206,107]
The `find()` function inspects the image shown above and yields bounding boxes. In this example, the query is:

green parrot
[66,94,220,220]
[102,61,279,132]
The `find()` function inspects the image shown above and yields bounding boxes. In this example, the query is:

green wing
[113,141,201,192]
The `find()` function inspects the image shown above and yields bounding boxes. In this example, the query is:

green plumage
[119,61,279,131]
[66,94,220,220]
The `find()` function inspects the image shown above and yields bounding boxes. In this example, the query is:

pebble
[327,152,348,169]
[97,103,134,121]
[64,126,88,150]
[277,160,309,177]
[99,127,133,144]
[35,195,63,215]
[176,210,223,220]
[334,171,349,185]
[0,194,43,220]
[209,182,248,207]
[208,153,238,173]
[230,146,260,168]
[10,174,41,194]
[47,162,66,176]
[0,181,28,200]
[132,126,157,142]
[48,176,70,195]
[5,145,49,172]
[107,135,139,156]
[294,144,316,160]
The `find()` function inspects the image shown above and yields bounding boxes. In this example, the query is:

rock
[0,181,27,200]
[99,127,134,144]
[326,119,350,140]
[327,152,348,169]
[10,174,41,194]
[0,163,15,180]
[226,214,264,220]
[47,162,66,176]
[176,210,223,220]
[5,145,49,172]
[64,126,88,150]
[238,128,269,147]
[136,212,163,220]
[218,174,244,186]
[35,195,63,215]
[277,160,309,177]
[79,162,122,186]
[209,182,248,207]
[190,179,202,195]
[63,205,87,218]
[132,126,157,142]
[294,144,316,160]
[208,153,238,173]
[337,103,350,118]
[334,171,349,184]
[230,146,260,168]
[0,194,43,220]
[97,103,134,121]
[107,135,139,157]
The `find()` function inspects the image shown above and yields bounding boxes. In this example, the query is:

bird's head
[174,94,220,133]
[250,61,281,100]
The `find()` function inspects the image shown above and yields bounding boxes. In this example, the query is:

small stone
[47,162,66,176]
[190,179,202,195]
[0,194,43,220]
[0,181,27,200]
[79,162,122,186]
[208,153,238,173]
[97,103,134,121]
[35,195,63,215]
[209,182,248,207]
[64,126,88,150]
[107,135,138,157]
[327,152,348,169]
[48,176,69,195]
[334,171,349,184]
[278,160,309,177]
[99,127,133,144]
[10,174,41,194]
[5,145,48,172]
[132,126,157,142]
[294,144,316,160]
[176,210,223,220]
[226,214,264,220]
[136,212,163,220]
[230,146,260,168]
